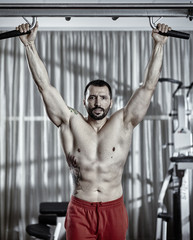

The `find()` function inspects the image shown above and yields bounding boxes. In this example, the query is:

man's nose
[95,97,101,106]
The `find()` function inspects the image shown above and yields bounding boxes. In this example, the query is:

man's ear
[83,99,86,106]
[110,99,113,109]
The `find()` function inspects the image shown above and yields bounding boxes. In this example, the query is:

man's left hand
[152,23,172,44]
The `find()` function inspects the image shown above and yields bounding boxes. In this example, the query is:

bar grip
[0,30,31,40]
[158,30,190,40]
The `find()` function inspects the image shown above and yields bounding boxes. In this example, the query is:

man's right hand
[16,22,38,46]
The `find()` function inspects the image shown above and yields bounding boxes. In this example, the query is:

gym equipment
[155,78,193,240]
[0,3,193,18]
[0,15,189,41]
[149,17,190,40]
[0,3,191,40]
[0,17,37,40]
[26,201,69,240]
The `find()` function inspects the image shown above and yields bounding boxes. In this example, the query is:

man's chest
[72,122,132,160]
[60,113,133,159]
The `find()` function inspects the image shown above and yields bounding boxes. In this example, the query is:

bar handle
[0,17,36,40]
[0,30,31,40]
[158,30,190,40]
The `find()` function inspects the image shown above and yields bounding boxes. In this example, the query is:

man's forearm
[144,42,164,91]
[25,42,50,92]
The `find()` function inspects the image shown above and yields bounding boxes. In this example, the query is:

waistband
[70,195,124,210]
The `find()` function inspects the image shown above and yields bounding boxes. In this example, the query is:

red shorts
[65,195,128,240]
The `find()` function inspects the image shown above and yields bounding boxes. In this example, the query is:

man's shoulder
[101,109,124,130]
[107,108,134,132]
[109,108,124,121]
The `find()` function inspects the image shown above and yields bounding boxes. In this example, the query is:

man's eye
[89,96,95,100]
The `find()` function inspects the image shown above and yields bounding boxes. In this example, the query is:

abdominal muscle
[67,153,125,203]
[74,182,123,203]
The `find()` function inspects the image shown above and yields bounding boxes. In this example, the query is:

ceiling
[0,0,192,31]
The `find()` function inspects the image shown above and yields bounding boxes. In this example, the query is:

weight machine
[26,202,68,240]
[156,78,193,240]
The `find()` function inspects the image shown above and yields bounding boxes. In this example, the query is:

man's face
[84,85,112,120]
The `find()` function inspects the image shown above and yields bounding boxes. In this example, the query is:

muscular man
[17,22,170,240]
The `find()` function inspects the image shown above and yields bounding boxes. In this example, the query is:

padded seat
[26,224,51,240]
[40,202,69,216]
[38,214,57,225]
[26,202,69,240]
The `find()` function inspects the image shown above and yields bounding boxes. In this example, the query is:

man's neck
[86,116,108,133]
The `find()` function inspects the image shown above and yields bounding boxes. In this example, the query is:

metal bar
[0,3,192,17]
[0,17,37,40]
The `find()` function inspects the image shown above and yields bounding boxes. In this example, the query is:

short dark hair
[84,80,112,99]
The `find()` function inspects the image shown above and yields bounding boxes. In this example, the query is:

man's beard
[86,104,111,120]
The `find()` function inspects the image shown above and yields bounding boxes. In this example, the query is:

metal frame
[0,3,192,18]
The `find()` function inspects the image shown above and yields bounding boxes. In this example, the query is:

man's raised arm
[17,23,72,127]
[123,23,171,128]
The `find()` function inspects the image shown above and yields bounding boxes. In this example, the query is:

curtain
[0,30,193,240]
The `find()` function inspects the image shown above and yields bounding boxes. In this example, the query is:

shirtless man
[17,22,170,240]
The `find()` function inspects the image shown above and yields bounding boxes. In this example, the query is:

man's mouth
[92,108,104,115]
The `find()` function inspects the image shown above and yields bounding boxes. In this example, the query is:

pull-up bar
[0,17,37,40]
[0,3,191,40]
[0,3,193,18]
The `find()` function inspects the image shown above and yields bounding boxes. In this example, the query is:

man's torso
[60,109,133,202]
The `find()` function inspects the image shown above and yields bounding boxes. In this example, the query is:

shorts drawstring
[95,202,102,234]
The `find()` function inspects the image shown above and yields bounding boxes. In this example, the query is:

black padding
[40,202,69,216]
[39,214,57,225]
[26,224,51,240]
[158,30,190,40]
[0,30,31,40]
[157,213,172,222]
[170,156,193,163]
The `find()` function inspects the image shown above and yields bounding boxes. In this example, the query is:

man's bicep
[124,86,153,127]
[41,85,72,127]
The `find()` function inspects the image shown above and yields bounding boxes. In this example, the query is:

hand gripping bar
[149,17,190,40]
[0,17,37,40]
